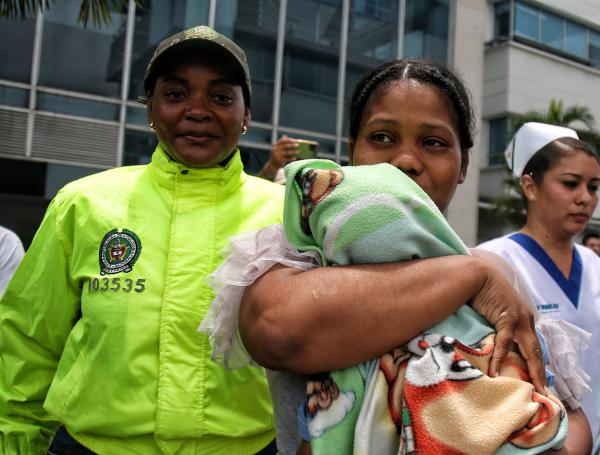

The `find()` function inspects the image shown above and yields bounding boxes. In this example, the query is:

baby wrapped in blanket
[284,159,566,455]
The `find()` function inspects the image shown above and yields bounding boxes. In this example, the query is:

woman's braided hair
[349,59,475,157]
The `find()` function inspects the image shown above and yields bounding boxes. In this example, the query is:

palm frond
[78,0,127,28]
[1,0,134,28]
[562,105,595,129]
[0,0,50,19]
[491,172,527,228]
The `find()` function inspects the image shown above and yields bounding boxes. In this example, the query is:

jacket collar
[148,144,246,195]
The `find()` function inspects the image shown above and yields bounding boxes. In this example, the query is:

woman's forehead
[152,48,244,89]
[157,60,240,86]
[363,81,457,127]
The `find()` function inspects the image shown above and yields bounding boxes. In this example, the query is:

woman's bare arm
[239,254,545,391]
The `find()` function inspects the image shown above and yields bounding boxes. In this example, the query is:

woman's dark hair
[522,137,599,184]
[349,59,475,156]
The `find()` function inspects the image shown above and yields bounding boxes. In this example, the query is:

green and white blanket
[283,159,566,455]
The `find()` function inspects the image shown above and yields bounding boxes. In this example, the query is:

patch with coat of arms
[99,229,142,275]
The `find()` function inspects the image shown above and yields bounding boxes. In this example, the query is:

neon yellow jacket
[0,146,284,455]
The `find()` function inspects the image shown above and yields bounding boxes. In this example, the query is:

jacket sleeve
[0,193,81,454]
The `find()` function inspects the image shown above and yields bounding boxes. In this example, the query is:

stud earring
[149,122,155,131]
[242,126,248,135]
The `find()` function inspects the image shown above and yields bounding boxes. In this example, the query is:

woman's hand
[258,135,299,180]
[470,262,546,393]
[270,135,299,169]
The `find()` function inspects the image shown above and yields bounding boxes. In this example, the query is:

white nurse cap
[505,122,579,177]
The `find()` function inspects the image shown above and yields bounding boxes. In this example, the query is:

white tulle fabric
[537,317,591,409]
[470,248,591,408]
[199,226,591,407]
[199,224,321,369]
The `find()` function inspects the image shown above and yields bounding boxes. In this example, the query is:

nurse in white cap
[479,122,600,451]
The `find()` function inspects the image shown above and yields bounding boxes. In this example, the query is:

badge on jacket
[99,229,142,275]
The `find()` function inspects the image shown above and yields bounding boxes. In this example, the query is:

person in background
[201,60,591,454]
[0,25,282,455]
[582,231,600,256]
[258,135,300,183]
[479,122,600,449]
[0,225,24,296]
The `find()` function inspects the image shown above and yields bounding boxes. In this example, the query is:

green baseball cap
[142,25,251,106]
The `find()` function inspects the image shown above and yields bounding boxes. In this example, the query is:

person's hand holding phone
[259,135,319,182]
[295,139,319,160]
[270,135,300,169]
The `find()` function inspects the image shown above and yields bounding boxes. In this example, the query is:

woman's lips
[179,133,216,144]
[570,213,590,223]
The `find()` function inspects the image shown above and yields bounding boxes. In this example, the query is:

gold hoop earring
[242,126,248,135]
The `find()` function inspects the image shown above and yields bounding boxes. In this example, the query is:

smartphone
[296,139,319,159]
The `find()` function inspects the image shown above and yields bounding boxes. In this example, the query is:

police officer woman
[0,26,282,455]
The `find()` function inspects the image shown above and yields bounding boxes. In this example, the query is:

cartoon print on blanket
[282,159,567,455]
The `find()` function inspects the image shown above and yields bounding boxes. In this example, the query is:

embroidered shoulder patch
[99,229,142,275]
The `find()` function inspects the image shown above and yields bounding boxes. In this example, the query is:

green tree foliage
[493,100,600,228]
[0,0,134,28]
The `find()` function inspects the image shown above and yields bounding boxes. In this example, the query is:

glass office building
[0,0,450,169]
[0,0,450,245]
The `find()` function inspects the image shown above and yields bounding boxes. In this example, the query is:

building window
[0,16,35,83]
[514,3,538,41]
[38,2,126,97]
[403,0,449,62]
[539,10,562,50]
[565,21,588,59]
[488,117,509,167]
[494,1,510,41]
[495,1,600,68]
[591,31,600,67]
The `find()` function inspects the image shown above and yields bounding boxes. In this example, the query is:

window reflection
[123,128,157,165]
[344,0,398,135]
[126,105,150,127]
[0,86,29,109]
[591,32,600,68]
[279,0,342,134]
[36,92,120,121]
[404,0,448,62]
[215,0,279,123]
[488,117,509,166]
[127,0,210,101]
[494,1,510,41]
[540,11,562,50]
[565,22,588,59]
[0,17,35,83]
[514,3,538,41]
[508,2,598,66]
[39,1,125,97]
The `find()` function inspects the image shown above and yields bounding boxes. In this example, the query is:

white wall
[484,42,600,121]
[447,0,487,246]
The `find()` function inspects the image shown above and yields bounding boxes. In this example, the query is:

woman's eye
[165,89,185,99]
[563,181,578,189]
[213,93,233,103]
[589,184,599,193]
[423,138,446,147]
[371,133,393,143]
